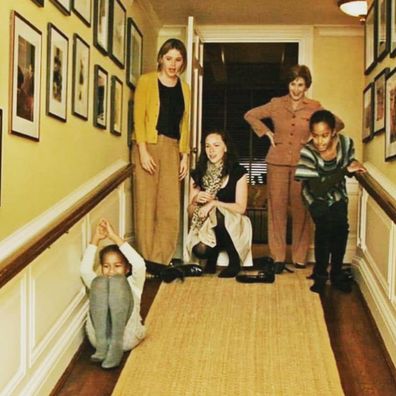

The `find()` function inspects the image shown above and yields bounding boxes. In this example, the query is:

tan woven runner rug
[113,271,344,395]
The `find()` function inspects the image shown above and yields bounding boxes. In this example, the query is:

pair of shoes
[159,267,185,283]
[294,262,306,269]
[145,260,167,276]
[174,264,203,277]
[236,270,275,283]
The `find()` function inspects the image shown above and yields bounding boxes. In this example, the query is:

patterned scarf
[191,161,224,230]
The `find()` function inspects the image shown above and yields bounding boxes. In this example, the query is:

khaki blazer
[245,95,344,166]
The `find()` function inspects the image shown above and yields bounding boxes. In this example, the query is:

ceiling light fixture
[337,0,368,21]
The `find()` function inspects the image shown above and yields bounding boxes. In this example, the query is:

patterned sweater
[295,134,355,207]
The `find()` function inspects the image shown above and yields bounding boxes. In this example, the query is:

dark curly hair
[190,130,239,189]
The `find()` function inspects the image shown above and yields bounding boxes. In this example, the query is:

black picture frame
[72,34,90,120]
[374,67,389,134]
[127,98,134,147]
[365,2,376,74]
[376,0,390,62]
[93,0,110,55]
[93,65,108,129]
[109,0,126,68]
[126,17,143,89]
[47,24,69,122]
[10,11,42,141]
[391,0,396,56]
[363,83,374,143]
[110,75,123,135]
[72,0,92,27]
[385,67,396,160]
[50,0,72,15]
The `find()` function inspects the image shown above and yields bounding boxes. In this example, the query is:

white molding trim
[30,287,86,365]
[0,160,129,263]
[316,25,363,37]
[353,256,396,367]
[1,274,28,396]
[18,302,88,396]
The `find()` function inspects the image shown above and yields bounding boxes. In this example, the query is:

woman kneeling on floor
[185,130,252,278]
[80,219,146,369]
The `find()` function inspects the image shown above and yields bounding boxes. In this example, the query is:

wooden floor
[53,272,396,396]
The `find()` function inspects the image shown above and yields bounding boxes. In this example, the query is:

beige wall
[313,28,364,159]
[0,0,159,240]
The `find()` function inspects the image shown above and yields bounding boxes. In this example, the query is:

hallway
[54,273,396,396]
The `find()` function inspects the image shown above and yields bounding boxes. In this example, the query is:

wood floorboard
[53,274,396,396]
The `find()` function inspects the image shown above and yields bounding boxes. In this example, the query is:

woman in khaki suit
[244,65,344,273]
[133,39,190,266]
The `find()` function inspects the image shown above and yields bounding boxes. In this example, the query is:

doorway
[202,42,298,244]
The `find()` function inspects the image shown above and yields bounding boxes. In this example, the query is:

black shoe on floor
[310,275,328,294]
[294,262,306,269]
[174,264,203,277]
[274,262,285,274]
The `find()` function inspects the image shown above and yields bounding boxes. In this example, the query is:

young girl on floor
[80,219,146,369]
[185,130,252,278]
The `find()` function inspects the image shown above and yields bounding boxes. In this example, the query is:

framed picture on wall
[126,17,143,89]
[72,34,90,120]
[374,68,389,134]
[93,65,108,129]
[50,0,72,15]
[47,24,69,122]
[127,98,134,147]
[391,0,396,56]
[73,0,92,26]
[365,2,376,74]
[10,11,42,141]
[376,0,390,61]
[109,0,126,68]
[93,0,109,54]
[110,75,123,135]
[385,67,396,160]
[363,83,374,142]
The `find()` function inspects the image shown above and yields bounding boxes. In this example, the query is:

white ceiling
[145,0,361,26]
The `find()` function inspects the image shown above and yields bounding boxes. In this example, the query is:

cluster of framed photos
[363,0,396,161]
[10,0,143,141]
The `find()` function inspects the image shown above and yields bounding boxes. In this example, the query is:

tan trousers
[267,164,312,263]
[132,135,180,264]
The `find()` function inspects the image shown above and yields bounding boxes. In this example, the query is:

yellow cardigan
[133,72,191,153]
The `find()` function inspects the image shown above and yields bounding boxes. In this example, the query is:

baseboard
[16,303,88,396]
[352,256,396,368]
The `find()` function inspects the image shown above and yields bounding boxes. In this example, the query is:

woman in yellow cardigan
[133,38,190,265]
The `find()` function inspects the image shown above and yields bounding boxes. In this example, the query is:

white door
[182,16,204,261]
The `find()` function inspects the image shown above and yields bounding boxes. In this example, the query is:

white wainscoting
[0,163,131,396]
[353,163,396,367]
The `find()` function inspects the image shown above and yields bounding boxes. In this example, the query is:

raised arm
[244,102,275,146]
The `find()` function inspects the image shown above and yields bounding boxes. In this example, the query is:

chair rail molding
[0,160,129,263]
